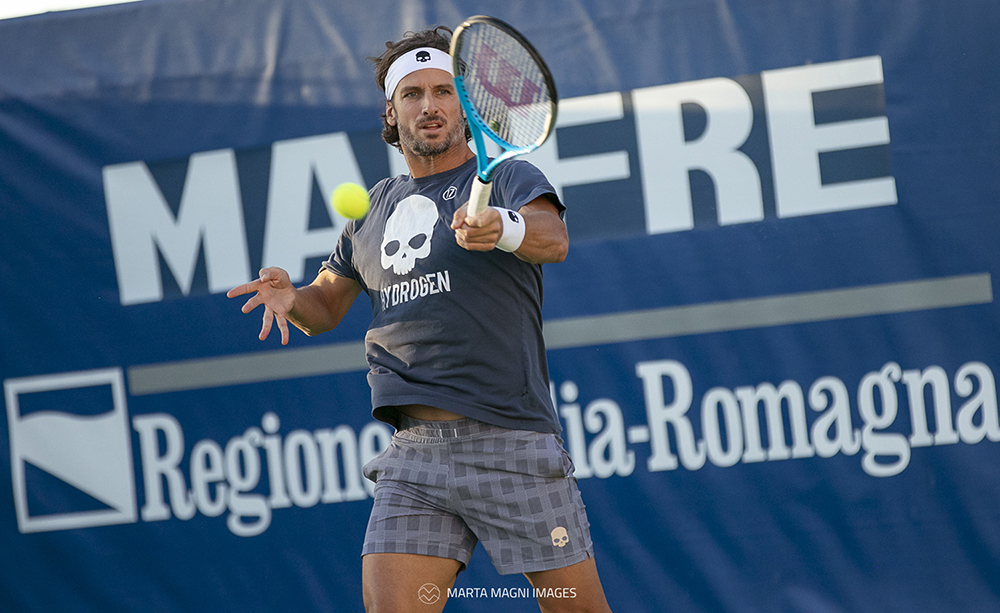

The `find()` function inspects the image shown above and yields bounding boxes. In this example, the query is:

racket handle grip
[467,176,492,217]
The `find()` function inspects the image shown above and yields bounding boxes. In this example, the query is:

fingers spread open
[242,293,262,314]
[276,313,290,346]
[227,280,258,299]
[259,306,273,341]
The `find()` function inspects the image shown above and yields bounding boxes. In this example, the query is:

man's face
[387,68,466,158]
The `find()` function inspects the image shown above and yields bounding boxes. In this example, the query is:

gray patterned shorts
[361,415,594,575]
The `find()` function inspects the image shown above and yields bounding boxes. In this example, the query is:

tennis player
[229,26,612,613]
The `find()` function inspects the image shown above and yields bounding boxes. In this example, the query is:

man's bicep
[517,195,563,219]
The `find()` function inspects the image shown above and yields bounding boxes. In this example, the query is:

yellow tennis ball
[331,182,370,219]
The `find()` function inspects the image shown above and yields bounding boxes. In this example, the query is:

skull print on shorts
[380,195,438,275]
[550,526,569,547]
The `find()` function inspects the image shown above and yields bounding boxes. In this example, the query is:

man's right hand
[227,267,297,345]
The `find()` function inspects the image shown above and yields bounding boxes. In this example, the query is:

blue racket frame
[454,72,535,185]
[450,15,558,216]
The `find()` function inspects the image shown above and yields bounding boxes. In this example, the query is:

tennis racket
[450,16,558,216]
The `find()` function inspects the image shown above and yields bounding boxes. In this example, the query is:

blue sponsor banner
[2,1,999,612]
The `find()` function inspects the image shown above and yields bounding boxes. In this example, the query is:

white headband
[384,47,453,100]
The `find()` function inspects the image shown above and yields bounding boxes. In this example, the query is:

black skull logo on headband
[415,50,431,62]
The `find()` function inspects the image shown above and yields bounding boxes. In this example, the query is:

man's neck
[404,144,475,178]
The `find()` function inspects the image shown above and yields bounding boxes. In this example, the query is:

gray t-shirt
[323,156,564,433]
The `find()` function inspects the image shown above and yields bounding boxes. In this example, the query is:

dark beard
[400,117,463,157]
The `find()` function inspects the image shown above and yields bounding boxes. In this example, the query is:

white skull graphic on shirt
[380,195,438,275]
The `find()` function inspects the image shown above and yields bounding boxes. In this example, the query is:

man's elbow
[517,237,568,264]
[550,238,569,263]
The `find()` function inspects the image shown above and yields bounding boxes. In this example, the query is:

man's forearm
[288,272,362,336]
[514,204,569,265]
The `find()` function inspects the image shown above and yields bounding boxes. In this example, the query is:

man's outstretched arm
[227,267,363,345]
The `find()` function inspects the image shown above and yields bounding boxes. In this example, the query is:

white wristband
[494,207,526,252]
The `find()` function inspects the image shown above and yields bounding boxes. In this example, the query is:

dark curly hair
[369,26,472,150]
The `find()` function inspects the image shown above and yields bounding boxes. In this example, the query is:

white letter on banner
[701,387,744,468]
[736,381,814,462]
[762,56,897,218]
[225,429,271,537]
[263,133,365,283]
[103,150,251,305]
[556,381,594,479]
[636,360,706,471]
[190,439,227,517]
[808,376,861,458]
[858,362,910,477]
[583,399,635,478]
[903,366,959,447]
[523,92,631,202]
[133,414,196,522]
[315,426,367,503]
[955,362,1000,444]
[633,78,762,234]
[283,430,323,508]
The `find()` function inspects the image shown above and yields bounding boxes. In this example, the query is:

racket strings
[456,23,553,149]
